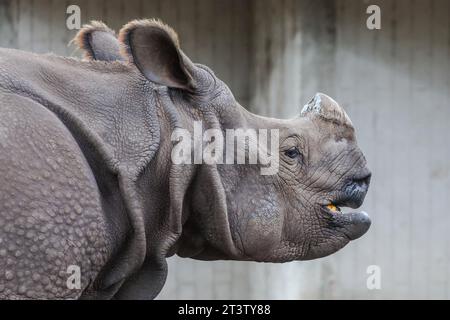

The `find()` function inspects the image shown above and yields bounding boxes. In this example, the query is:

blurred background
[0,0,449,299]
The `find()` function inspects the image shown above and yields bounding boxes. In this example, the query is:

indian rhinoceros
[0,19,371,300]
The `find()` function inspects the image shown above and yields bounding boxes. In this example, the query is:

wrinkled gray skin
[0,20,371,300]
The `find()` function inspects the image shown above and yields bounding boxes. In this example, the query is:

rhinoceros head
[77,20,372,263]
[172,91,372,262]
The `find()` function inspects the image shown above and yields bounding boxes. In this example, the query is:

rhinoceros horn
[301,92,353,128]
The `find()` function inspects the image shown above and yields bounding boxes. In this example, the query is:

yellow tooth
[327,204,338,212]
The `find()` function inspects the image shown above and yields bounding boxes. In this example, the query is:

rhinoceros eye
[285,147,301,159]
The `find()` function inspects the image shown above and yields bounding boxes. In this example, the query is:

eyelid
[282,135,307,156]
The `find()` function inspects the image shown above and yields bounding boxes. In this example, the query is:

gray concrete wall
[0,0,449,299]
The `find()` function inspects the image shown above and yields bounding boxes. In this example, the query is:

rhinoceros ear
[119,19,196,91]
[72,21,124,61]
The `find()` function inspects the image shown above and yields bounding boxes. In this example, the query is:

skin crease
[0,20,371,300]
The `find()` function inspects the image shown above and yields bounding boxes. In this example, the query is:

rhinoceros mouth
[320,194,371,241]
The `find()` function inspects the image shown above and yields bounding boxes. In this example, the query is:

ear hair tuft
[71,21,116,60]
[118,19,180,64]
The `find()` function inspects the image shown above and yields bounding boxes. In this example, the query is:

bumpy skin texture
[0,20,372,299]
[0,93,109,299]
